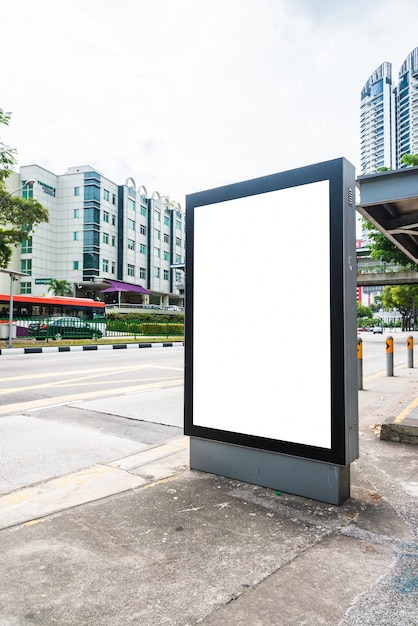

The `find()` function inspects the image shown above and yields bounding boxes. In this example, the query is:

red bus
[0,293,105,321]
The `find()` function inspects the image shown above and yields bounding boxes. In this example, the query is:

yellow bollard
[407,335,414,368]
[357,337,363,390]
[386,336,394,376]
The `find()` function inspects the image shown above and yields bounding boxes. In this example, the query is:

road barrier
[386,336,394,377]
[357,333,415,387]
[407,335,414,368]
[357,337,363,390]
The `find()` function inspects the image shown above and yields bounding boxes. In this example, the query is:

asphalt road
[0,345,184,494]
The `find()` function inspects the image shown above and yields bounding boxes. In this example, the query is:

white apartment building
[1,164,185,307]
[395,47,418,164]
[360,46,418,175]
[360,62,396,174]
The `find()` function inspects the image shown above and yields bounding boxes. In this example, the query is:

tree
[47,279,73,296]
[400,153,418,167]
[0,108,49,268]
[382,284,418,331]
[357,303,373,320]
[361,217,418,269]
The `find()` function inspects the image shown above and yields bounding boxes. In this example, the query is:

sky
[3,0,418,207]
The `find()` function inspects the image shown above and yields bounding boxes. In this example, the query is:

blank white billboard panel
[193,182,331,447]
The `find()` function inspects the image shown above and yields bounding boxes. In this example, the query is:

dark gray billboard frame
[184,158,358,505]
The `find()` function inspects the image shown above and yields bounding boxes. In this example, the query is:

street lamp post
[0,179,36,206]
[0,180,35,348]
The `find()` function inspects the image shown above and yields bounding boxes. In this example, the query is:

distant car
[373,326,383,334]
[28,317,102,340]
[357,327,367,332]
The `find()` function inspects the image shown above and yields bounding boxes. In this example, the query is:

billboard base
[190,437,350,506]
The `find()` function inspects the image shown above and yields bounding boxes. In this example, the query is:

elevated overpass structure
[357,271,418,286]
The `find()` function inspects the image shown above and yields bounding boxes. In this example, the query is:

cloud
[3,0,418,204]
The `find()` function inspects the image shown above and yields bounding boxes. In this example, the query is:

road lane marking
[0,378,183,415]
[0,362,183,384]
[0,375,182,396]
[394,395,418,424]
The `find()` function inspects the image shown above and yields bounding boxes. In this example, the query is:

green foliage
[361,217,418,269]
[46,279,73,296]
[382,284,418,330]
[400,153,418,167]
[106,318,184,336]
[0,110,16,184]
[106,311,184,324]
[0,107,49,268]
[141,323,184,336]
[357,303,373,320]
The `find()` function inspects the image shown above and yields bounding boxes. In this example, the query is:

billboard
[185,158,358,468]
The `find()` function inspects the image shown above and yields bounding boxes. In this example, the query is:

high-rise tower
[361,47,418,174]
[360,62,396,175]
[395,47,418,165]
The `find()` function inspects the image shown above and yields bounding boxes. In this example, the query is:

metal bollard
[407,335,414,368]
[386,336,394,376]
[357,337,363,390]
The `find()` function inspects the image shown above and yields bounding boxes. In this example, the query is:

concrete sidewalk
[0,367,417,624]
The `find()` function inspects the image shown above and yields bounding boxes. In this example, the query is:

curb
[380,417,418,444]
[0,341,183,356]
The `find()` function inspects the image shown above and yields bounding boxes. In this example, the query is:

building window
[176,237,181,247]
[21,259,32,276]
[112,194,116,205]
[164,215,170,226]
[103,211,110,223]
[140,267,146,279]
[176,220,181,230]
[20,282,32,294]
[128,218,135,230]
[73,261,79,270]
[102,259,109,272]
[73,232,79,241]
[112,214,116,226]
[140,224,147,235]
[128,198,135,211]
[74,187,80,196]
[111,261,115,273]
[74,209,80,218]
[163,250,170,261]
[140,206,147,217]
[128,263,135,277]
[176,254,181,263]
[154,247,160,258]
[164,269,169,280]
[140,243,146,254]
[103,232,109,244]
[154,210,161,222]
[104,189,110,201]
[21,237,32,254]
[164,233,169,244]
[154,266,160,278]
[128,239,135,250]
[111,235,115,247]
[154,228,161,239]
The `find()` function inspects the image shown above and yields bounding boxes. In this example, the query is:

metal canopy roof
[356,166,418,264]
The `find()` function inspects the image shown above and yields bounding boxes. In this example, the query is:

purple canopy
[100,279,151,295]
